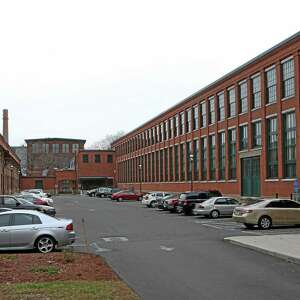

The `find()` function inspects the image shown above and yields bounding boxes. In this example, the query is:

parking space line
[90,242,111,252]
[102,237,129,242]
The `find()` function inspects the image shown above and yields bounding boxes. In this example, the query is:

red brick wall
[20,176,56,192]
[77,150,115,178]
[113,34,300,198]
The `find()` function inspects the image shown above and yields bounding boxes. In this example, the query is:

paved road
[55,195,300,300]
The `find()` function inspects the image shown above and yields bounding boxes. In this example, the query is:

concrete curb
[224,237,300,265]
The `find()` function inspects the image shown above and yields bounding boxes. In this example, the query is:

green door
[241,157,260,197]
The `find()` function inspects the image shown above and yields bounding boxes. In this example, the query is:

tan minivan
[233,199,300,229]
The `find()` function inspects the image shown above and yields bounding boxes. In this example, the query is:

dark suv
[177,190,222,215]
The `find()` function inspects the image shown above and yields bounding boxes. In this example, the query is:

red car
[111,191,142,201]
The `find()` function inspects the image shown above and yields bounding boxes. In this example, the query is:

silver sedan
[193,197,240,218]
[0,210,75,253]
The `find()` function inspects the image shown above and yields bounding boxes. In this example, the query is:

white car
[142,192,171,208]
[21,192,53,206]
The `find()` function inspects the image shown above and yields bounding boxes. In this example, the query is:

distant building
[25,138,86,176]
[13,146,27,175]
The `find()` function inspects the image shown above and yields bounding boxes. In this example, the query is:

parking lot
[53,194,300,300]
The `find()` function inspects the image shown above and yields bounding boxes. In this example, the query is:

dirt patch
[0,252,118,284]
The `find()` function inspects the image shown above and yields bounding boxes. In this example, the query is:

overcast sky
[0,0,299,147]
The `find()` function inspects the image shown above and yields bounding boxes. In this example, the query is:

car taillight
[66,223,73,232]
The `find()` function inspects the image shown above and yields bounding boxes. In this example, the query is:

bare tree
[89,131,126,150]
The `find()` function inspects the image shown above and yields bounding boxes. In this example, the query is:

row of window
[116,58,295,156]
[117,112,296,182]
[82,154,113,163]
[32,143,80,154]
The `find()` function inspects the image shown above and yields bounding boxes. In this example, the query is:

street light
[138,164,142,194]
[189,154,194,192]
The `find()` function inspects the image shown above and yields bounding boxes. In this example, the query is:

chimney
[3,109,9,144]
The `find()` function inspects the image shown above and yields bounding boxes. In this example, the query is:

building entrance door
[241,157,260,197]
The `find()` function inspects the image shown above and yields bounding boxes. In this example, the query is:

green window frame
[252,121,262,148]
[282,59,295,99]
[266,67,276,103]
[251,75,261,109]
[217,92,225,122]
[218,132,226,180]
[239,81,248,113]
[228,128,236,179]
[283,112,296,178]
[201,137,207,180]
[180,143,185,181]
[169,147,174,181]
[174,145,179,181]
[193,139,199,181]
[186,141,192,181]
[239,125,248,150]
[209,135,216,180]
[266,117,278,178]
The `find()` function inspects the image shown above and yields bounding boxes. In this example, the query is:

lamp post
[138,164,142,194]
[189,154,194,192]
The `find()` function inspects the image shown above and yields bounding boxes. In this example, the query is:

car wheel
[150,201,156,208]
[244,223,254,229]
[210,210,220,219]
[35,236,56,253]
[258,216,272,230]
[101,194,104,198]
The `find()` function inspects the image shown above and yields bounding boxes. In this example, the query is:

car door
[9,213,42,248]
[0,214,12,248]
[279,200,300,225]
[214,198,229,216]
[226,198,240,216]
[265,201,284,225]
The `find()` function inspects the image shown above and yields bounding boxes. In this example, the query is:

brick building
[77,149,115,189]
[25,138,85,176]
[20,140,115,193]
[112,32,300,198]
[0,109,21,194]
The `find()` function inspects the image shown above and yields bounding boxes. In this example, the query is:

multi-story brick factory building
[112,32,300,198]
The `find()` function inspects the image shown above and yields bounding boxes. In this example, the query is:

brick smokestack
[3,109,9,144]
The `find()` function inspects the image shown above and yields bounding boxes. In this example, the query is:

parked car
[17,198,56,217]
[177,190,222,215]
[86,188,98,197]
[111,191,142,201]
[19,193,53,206]
[142,192,171,208]
[233,199,300,229]
[22,189,50,198]
[96,187,112,198]
[0,210,75,253]
[157,193,179,210]
[193,197,240,218]
[0,195,55,216]
[0,208,12,213]
[166,195,181,213]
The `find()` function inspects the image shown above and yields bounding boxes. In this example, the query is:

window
[192,106,199,130]
[174,115,179,137]
[13,214,40,226]
[107,154,113,163]
[228,128,236,179]
[267,117,278,178]
[283,112,296,178]
[227,87,236,118]
[251,75,261,109]
[41,144,49,153]
[174,145,179,181]
[164,148,168,181]
[151,128,155,145]
[201,137,207,180]
[4,197,17,206]
[218,132,225,180]
[252,121,262,148]
[82,154,89,163]
[180,144,185,181]
[239,125,248,150]
[0,214,10,227]
[186,109,192,133]
[164,121,168,140]
[160,123,164,142]
[282,59,295,98]
[169,147,174,181]
[168,119,173,139]
[156,126,160,143]
[155,151,159,181]
[266,67,276,103]
[208,96,215,124]
[72,144,79,153]
[209,135,216,180]
[239,81,248,113]
[186,141,192,181]
[200,101,207,128]
[151,152,155,182]
[32,144,40,153]
[217,93,225,121]
[193,139,199,181]
[159,150,164,182]
[62,144,69,153]
[179,112,185,135]
[95,154,101,163]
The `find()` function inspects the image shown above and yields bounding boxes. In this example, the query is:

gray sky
[0,0,299,147]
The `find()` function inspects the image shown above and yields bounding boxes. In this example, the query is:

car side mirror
[16,202,21,206]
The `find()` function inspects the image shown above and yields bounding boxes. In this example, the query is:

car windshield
[179,193,187,200]
[163,194,178,200]
[17,198,33,205]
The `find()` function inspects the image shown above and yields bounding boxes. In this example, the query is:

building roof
[25,138,86,143]
[0,134,20,165]
[79,149,115,153]
[112,31,300,145]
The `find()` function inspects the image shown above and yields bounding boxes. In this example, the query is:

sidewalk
[224,234,300,264]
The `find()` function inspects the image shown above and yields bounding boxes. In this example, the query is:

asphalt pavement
[54,195,300,300]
